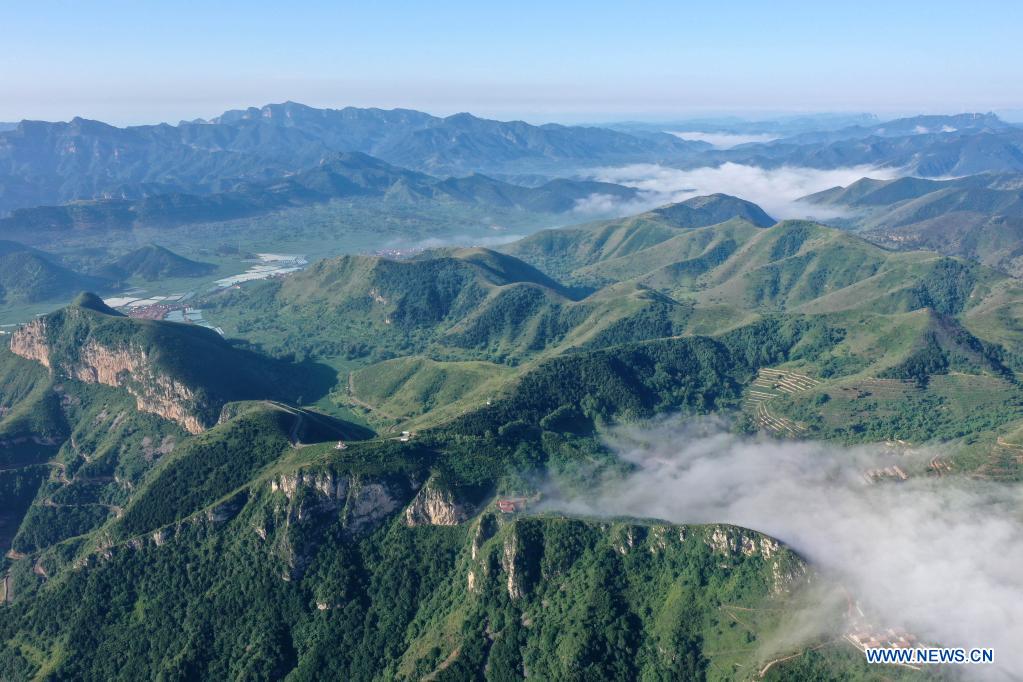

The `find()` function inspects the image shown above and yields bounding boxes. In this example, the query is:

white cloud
[570,192,633,216]
[544,417,1023,678]
[404,232,528,250]
[668,131,780,148]
[589,162,903,220]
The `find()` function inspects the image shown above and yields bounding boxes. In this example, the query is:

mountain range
[4,103,1023,221]
[804,173,1023,275]
[762,112,1014,145]
[3,94,1023,679]
[1,191,1022,677]
[0,152,637,237]
[713,123,1023,176]
[0,103,697,215]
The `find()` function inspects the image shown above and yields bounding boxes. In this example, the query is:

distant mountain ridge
[0,241,109,303]
[714,114,1023,176]
[803,173,1023,276]
[0,103,699,214]
[4,105,1023,218]
[769,112,1014,145]
[207,102,704,174]
[0,151,638,234]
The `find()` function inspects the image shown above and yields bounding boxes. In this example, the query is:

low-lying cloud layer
[407,232,528,250]
[545,417,1023,678]
[581,162,902,220]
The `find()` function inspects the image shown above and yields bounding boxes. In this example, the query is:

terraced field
[744,367,818,436]
[975,438,1023,481]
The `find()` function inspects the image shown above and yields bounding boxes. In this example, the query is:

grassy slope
[204,213,1023,454]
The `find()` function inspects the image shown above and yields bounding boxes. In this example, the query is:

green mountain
[7,292,323,432]
[2,196,1022,679]
[206,200,1023,447]
[95,244,216,281]
[648,193,775,228]
[0,290,845,679]
[0,241,110,303]
[803,173,1023,276]
[502,193,775,283]
[204,245,702,368]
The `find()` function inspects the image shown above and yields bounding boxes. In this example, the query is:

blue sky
[2,0,1021,124]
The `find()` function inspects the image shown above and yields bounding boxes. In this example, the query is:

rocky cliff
[402,477,473,526]
[11,317,209,433]
[263,468,418,580]
[466,517,807,601]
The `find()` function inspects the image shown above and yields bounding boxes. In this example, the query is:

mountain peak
[71,291,123,316]
[98,245,215,282]
[650,193,775,228]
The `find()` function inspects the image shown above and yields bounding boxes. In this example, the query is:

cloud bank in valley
[545,417,1023,678]
[578,162,902,220]
[408,232,528,250]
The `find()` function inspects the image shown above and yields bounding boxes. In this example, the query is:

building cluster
[372,248,423,259]
[127,303,181,320]
[847,624,919,651]
[496,497,528,513]
[863,464,908,484]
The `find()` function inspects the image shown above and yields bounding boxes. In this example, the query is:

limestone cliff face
[265,468,417,580]
[9,319,50,367]
[705,524,781,559]
[502,529,527,600]
[463,519,805,602]
[403,478,473,527]
[11,318,208,433]
[704,524,806,594]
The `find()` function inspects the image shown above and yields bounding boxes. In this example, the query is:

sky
[2,0,1022,125]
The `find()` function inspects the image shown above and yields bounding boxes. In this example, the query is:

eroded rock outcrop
[704,523,806,593]
[403,478,473,527]
[11,318,209,433]
[266,468,418,580]
[9,319,49,366]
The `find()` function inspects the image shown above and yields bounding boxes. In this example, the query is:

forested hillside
[0,195,1019,679]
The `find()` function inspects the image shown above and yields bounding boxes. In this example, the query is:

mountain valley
[0,102,1022,680]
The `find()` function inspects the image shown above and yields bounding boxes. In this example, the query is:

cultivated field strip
[753,401,806,436]
[753,367,821,393]
[974,439,1023,481]
[743,367,816,436]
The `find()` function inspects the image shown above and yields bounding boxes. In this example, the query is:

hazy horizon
[2,0,1022,125]
[2,101,1021,129]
